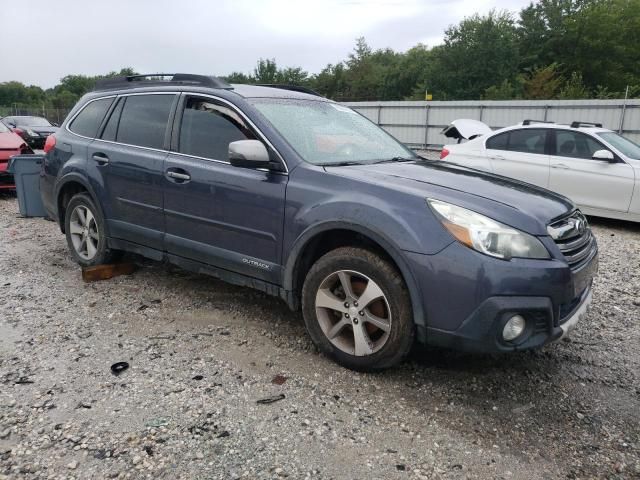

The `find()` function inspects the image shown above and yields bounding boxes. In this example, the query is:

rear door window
[116,94,176,149]
[506,129,547,154]
[178,97,255,161]
[69,97,114,138]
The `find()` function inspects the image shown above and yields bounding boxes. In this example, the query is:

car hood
[0,131,25,149]
[325,160,574,236]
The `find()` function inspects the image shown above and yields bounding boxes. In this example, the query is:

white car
[440,119,640,222]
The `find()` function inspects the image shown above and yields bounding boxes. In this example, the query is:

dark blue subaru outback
[40,74,598,370]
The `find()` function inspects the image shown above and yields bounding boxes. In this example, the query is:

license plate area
[572,252,598,298]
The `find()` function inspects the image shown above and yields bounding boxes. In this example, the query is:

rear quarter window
[68,98,114,138]
[486,132,508,150]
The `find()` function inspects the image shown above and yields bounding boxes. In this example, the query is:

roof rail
[570,121,603,128]
[94,74,232,91]
[256,84,323,97]
[522,119,555,126]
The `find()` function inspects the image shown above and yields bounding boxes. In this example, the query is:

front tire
[64,193,118,267]
[301,247,414,371]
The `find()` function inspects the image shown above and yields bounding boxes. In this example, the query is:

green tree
[522,64,564,99]
[384,44,432,100]
[312,63,348,99]
[276,67,309,85]
[223,72,254,84]
[483,79,522,100]
[428,10,520,100]
[558,71,590,99]
[341,38,398,100]
[0,81,46,106]
[254,58,279,83]
[517,0,640,92]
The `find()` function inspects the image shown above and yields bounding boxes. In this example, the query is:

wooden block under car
[81,263,137,282]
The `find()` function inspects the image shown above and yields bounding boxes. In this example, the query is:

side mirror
[592,149,615,162]
[7,122,16,128]
[229,140,271,169]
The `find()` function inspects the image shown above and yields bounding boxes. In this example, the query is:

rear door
[485,128,551,188]
[88,93,177,250]
[549,129,634,213]
[162,94,287,283]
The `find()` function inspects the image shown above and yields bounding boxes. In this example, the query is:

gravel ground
[0,192,639,480]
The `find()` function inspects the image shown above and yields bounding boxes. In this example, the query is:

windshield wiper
[321,157,417,167]
[372,156,417,164]
[319,161,366,167]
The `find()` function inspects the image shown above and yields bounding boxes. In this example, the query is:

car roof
[86,74,330,104]
[82,84,330,105]
[495,123,612,135]
[230,84,328,101]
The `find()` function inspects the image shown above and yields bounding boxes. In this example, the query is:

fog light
[503,314,526,341]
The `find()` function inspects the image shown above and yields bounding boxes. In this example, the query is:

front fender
[282,220,428,339]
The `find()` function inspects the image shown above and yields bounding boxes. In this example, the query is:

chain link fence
[0,105,73,125]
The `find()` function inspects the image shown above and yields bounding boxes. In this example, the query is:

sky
[2,0,532,89]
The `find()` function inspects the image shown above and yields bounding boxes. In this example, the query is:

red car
[0,121,33,190]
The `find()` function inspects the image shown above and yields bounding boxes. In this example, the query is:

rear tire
[301,247,414,371]
[64,193,120,267]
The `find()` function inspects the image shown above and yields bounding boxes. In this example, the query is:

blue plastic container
[7,154,48,217]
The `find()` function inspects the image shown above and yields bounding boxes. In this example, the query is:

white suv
[441,119,640,222]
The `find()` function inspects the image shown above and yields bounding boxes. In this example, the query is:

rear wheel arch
[283,224,426,338]
[55,175,102,234]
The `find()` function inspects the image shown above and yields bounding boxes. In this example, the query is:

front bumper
[423,285,592,352]
[559,287,592,339]
[406,240,598,353]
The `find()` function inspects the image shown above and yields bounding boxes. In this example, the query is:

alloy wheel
[69,205,99,261]
[315,270,391,356]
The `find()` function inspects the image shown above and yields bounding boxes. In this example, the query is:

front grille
[548,211,596,270]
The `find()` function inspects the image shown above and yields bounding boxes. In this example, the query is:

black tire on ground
[64,192,120,267]
[301,246,415,371]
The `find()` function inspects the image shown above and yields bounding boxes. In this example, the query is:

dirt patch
[0,193,638,479]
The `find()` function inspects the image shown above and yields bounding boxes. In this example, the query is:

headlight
[26,129,37,136]
[427,199,549,260]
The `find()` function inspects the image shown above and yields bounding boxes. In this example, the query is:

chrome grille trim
[548,211,597,270]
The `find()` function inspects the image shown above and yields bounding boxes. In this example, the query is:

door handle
[166,170,191,181]
[91,153,109,165]
[551,163,569,169]
[490,155,505,160]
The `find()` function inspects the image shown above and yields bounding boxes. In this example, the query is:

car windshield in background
[251,99,416,165]
[597,132,640,160]
[15,117,52,127]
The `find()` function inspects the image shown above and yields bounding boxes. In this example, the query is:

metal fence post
[424,104,430,148]
[543,105,549,121]
[376,105,382,125]
[619,86,629,134]
[479,105,484,122]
